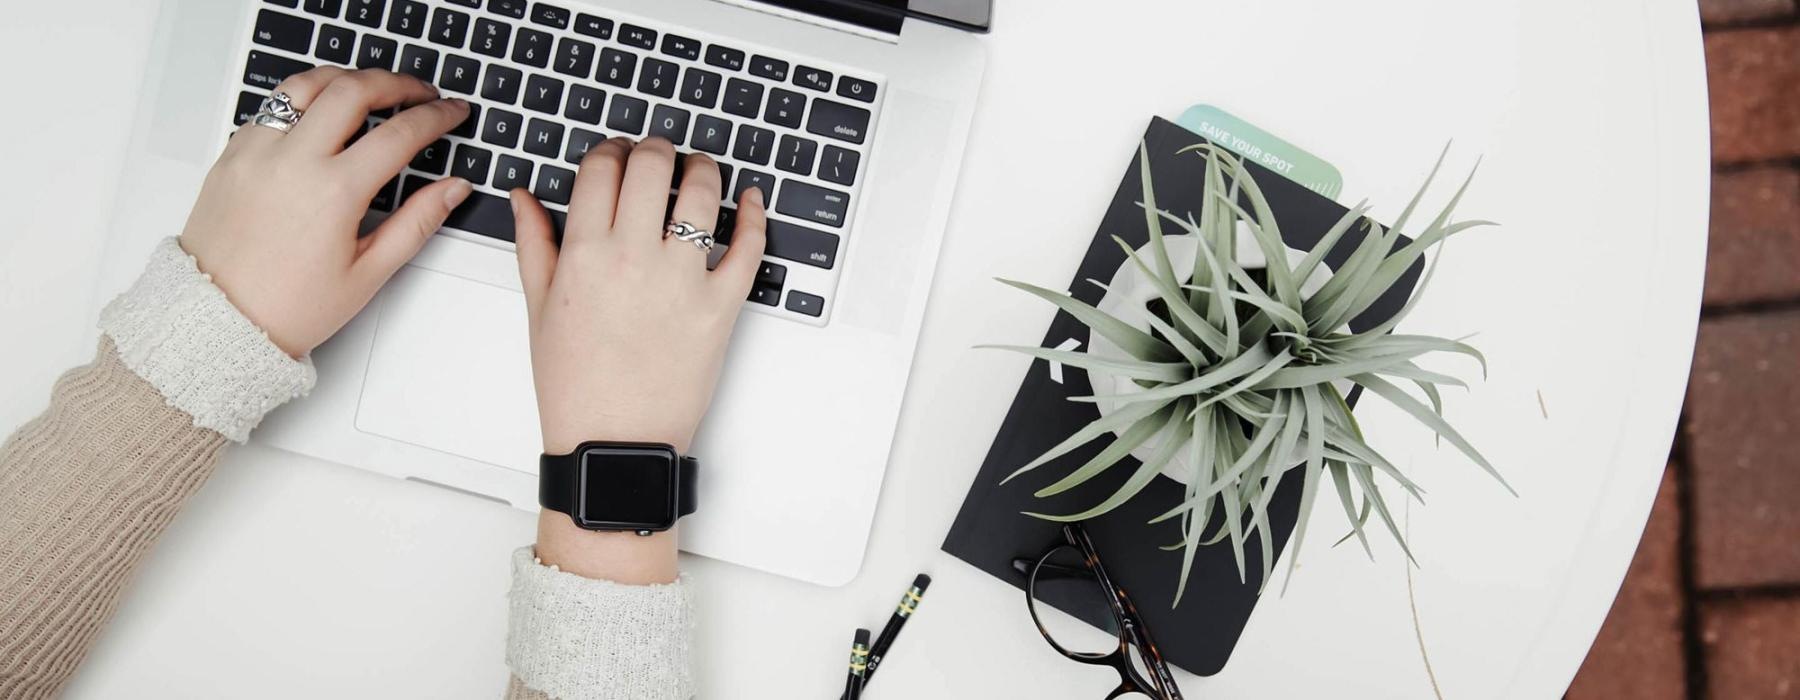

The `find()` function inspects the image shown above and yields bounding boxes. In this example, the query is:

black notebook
[942,117,1422,676]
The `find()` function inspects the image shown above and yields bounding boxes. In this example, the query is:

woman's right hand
[510,137,765,583]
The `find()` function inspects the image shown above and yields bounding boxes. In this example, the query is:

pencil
[845,628,871,700]
[841,573,931,699]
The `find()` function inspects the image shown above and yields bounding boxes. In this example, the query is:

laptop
[99,0,989,586]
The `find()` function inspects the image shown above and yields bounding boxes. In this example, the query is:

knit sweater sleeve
[0,239,696,699]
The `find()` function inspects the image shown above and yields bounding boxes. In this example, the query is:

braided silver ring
[251,91,304,134]
[663,220,715,252]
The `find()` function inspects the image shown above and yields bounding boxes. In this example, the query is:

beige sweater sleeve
[0,340,228,699]
[1,239,694,700]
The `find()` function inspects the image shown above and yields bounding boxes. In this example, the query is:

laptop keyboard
[237,0,885,324]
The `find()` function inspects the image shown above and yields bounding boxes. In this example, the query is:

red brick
[1701,597,1800,698]
[1706,167,1800,306]
[1701,0,1797,25]
[1567,466,1687,700]
[1686,310,1800,588]
[1706,27,1800,163]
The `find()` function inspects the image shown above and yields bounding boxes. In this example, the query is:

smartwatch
[539,441,698,535]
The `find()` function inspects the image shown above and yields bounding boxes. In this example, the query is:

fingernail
[444,178,473,208]
[748,187,765,207]
[510,194,519,215]
[445,97,469,109]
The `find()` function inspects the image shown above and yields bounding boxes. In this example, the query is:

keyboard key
[749,55,788,81]
[678,68,721,109]
[450,186,563,240]
[649,105,690,145]
[763,88,804,128]
[233,91,264,126]
[766,219,839,268]
[564,127,604,164]
[553,37,595,78]
[722,78,762,119]
[692,114,731,155]
[451,102,481,138]
[266,0,300,7]
[428,7,470,47]
[494,154,533,191]
[661,33,700,60]
[303,0,341,17]
[398,44,438,82]
[573,12,612,39]
[522,74,563,113]
[371,176,400,211]
[439,53,480,93]
[534,164,576,204]
[346,0,383,27]
[387,0,426,37]
[793,65,831,92]
[733,124,774,165]
[715,206,737,242]
[785,290,824,316]
[564,84,605,124]
[805,98,870,144]
[637,58,678,98]
[314,23,355,64]
[486,0,527,19]
[530,2,569,28]
[818,145,859,186]
[705,44,744,71]
[482,108,523,148]
[606,95,647,134]
[749,284,779,306]
[837,75,876,103]
[756,261,786,287]
[253,9,314,53]
[410,137,451,175]
[243,50,311,90]
[775,135,817,176]
[512,27,552,67]
[451,143,493,184]
[597,48,635,88]
[718,162,734,194]
[471,17,509,58]
[523,118,564,158]
[355,34,396,69]
[777,180,849,228]
[445,0,481,7]
[733,168,775,203]
[480,64,522,103]
[619,23,656,49]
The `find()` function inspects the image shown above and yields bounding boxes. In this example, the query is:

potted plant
[985,142,1509,601]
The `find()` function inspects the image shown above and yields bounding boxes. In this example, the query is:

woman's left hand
[178,67,474,357]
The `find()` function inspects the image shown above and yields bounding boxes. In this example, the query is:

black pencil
[845,628,871,700]
[841,573,932,699]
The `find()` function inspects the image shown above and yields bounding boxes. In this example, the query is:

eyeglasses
[1013,523,1185,700]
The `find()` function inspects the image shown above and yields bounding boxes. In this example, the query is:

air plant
[986,141,1509,603]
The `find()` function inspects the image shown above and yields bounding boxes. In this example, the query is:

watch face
[578,445,677,529]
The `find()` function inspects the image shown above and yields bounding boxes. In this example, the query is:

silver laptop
[100,0,989,586]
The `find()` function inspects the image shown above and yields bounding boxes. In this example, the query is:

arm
[500,137,767,700]
[0,67,470,698]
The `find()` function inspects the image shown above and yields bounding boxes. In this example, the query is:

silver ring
[251,91,303,134]
[663,220,715,252]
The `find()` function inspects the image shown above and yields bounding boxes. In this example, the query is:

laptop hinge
[712,0,906,43]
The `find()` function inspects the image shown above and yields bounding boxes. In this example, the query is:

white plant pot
[1086,227,1335,485]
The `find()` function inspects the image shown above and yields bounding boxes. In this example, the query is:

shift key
[765,219,840,269]
[775,180,850,228]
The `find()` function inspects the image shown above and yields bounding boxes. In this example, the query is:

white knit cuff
[98,237,316,443]
[506,546,696,700]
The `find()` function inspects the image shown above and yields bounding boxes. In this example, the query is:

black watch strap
[538,447,698,525]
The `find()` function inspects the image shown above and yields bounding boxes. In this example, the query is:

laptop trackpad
[355,265,541,475]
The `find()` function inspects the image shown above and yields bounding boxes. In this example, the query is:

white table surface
[0,0,1709,697]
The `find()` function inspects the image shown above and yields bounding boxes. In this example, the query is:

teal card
[1175,104,1344,200]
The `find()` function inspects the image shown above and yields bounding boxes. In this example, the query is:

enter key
[775,180,850,228]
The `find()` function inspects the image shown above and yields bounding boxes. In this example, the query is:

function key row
[275,0,878,102]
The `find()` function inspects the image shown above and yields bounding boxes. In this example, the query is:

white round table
[0,0,1707,697]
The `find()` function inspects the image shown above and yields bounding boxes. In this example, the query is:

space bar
[437,186,565,242]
